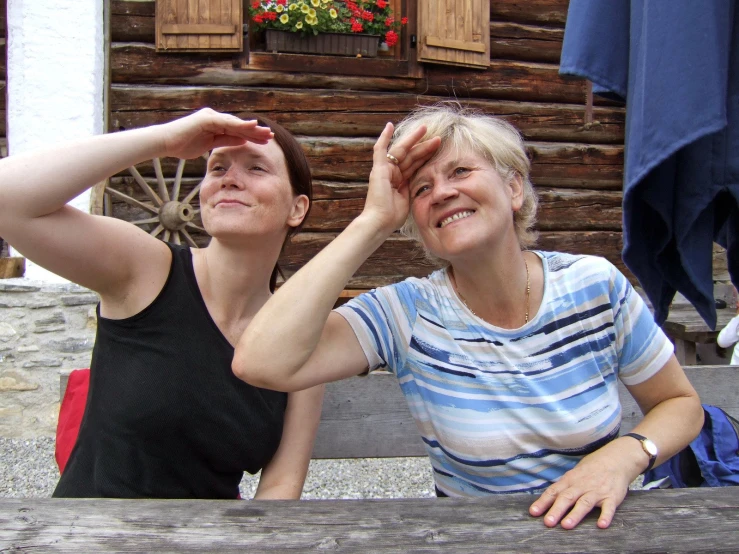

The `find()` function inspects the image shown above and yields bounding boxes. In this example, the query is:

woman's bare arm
[254,384,325,499]
[0,109,271,302]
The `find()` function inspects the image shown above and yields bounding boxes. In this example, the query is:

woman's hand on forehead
[160,108,274,161]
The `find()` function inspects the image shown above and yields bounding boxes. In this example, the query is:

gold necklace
[452,258,531,324]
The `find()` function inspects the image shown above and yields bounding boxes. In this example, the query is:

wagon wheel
[104,156,206,247]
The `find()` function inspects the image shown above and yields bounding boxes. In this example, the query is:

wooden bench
[663,305,736,365]
[2,488,738,552]
[61,365,739,460]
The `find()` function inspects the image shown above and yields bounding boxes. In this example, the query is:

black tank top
[53,244,287,498]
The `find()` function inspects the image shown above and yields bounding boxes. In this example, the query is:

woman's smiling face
[408,146,524,262]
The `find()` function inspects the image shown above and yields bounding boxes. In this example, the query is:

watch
[624,432,658,472]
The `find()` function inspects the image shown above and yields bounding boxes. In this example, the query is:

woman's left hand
[528,439,639,529]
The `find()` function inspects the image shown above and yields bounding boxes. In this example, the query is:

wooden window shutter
[418,0,490,68]
[156,0,243,52]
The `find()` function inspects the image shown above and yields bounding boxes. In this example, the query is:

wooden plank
[314,365,738,458]
[110,43,604,105]
[490,0,569,26]
[109,84,625,143]
[424,60,620,105]
[418,0,490,68]
[114,139,623,189]
[111,43,419,91]
[663,305,736,342]
[112,0,155,17]
[243,52,413,79]
[59,366,738,459]
[490,21,563,63]
[2,489,739,552]
[279,231,627,288]
[161,23,235,34]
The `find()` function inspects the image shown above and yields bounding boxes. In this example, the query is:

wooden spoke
[181,182,202,206]
[162,230,171,242]
[149,224,164,238]
[172,158,186,202]
[130,216,161,226]
[172,232,182,245]
[185,222,205,233]
[153,158,170,203]
[181,229,199,248]
[105,188,158,215]
[127,165,163,207]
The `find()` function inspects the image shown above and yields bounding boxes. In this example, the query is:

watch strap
[624,432,657,472]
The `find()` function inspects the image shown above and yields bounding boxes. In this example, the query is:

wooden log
[112,0,154,17]
[490,0,569,26]
[111,43,420,92]
[490,22,563,63]
[112,13,154,43]
[424,61,619,105]
[110,44,609,105]
[111,139,623,189]
[280,231,626,288]
[109,85,625,143]
[107,176,622,233]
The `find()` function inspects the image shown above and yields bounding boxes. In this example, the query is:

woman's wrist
[352,211,398,244]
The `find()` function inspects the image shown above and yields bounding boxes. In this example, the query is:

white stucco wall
[6,1,105,282]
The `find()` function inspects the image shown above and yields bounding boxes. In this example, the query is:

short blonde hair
[395,103,538,263]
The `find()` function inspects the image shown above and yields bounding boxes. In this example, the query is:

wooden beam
[490,0,569,27]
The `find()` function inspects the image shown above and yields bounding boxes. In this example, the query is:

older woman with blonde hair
[234,103,704,528]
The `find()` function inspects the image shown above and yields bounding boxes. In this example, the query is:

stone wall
[0,280,98,437]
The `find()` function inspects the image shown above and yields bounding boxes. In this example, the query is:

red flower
[385,17,394,27]
[361,10,373,21]
[351,21,364,32]
[385,30,398,47]
[251,1,261,9]
[376,0,387,7]
[401,17,408,25]
[276,0,287,4]
[265,10,277,20]
[253,13,264,23]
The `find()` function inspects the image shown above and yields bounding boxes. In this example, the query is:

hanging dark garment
[559,0,739,329]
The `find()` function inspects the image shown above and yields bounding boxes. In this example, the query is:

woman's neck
[449,243,540,329]
[193,238,280,331]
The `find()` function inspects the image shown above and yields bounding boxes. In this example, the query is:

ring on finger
[386,153,400,166]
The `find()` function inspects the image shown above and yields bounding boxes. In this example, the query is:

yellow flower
[311,0,320,6]
[306,15,317,25]
[329,8,337,18]
[300,3,309,13]
[288,3,297,10]
[276,4,284,11]
[279,13,289,23]
[308,8,316,17]
[295,20,303,28]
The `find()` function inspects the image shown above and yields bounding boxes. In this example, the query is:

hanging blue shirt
[559,0,739,329]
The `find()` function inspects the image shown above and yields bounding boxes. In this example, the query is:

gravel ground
[0,438,435,499]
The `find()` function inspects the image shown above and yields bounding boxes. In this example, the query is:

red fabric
[55,368,90,474]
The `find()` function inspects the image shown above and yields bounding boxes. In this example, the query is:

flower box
[265,29,380,57]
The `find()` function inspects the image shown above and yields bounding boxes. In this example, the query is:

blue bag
[643,405,739,488]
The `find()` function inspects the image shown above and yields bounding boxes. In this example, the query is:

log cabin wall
[109,0,628,288]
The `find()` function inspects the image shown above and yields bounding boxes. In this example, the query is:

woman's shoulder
[539,251,618,280]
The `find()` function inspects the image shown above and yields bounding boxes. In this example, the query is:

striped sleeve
[609,263,674,385]
[334,281,418,374]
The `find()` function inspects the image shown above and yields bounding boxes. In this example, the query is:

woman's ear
[509,174,524,212]
[287,194,310,228]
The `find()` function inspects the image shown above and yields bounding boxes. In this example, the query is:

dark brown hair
[245,113,313,292]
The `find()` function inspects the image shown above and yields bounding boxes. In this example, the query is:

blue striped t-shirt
[335,252,674,496]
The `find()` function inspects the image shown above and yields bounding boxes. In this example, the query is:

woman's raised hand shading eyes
[161,108,274,161]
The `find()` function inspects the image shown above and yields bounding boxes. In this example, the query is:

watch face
[643,438,658,457]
